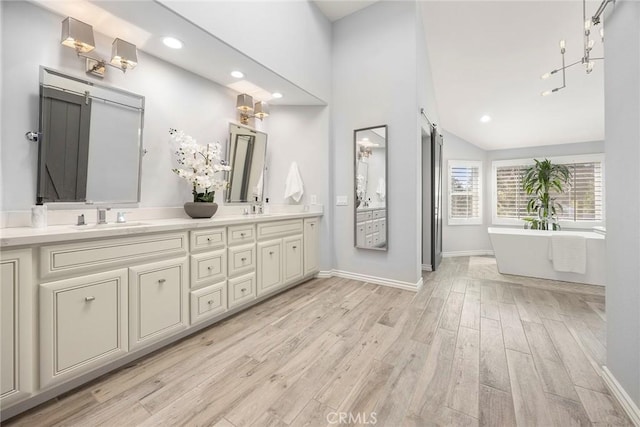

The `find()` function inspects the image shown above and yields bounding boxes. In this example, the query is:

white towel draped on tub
[284,162,304,202]
[548,235,587,274]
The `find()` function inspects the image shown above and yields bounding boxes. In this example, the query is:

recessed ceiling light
[162,37,183,49]
[272,92,283,99]
[480,115,492,123]
[231,70,244,79]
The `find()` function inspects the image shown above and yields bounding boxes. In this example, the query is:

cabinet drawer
[372,220,381,233]
[257,220,303,241]
[228,244,256,277]
[40,269,128,387]
[190,228,226,252]
[41,233,187,279]
[190,281,227,325]
[228,273,256,309]
[228,225,255,246]
[356,212,367,222]
[190,249,226,288]
[373,209,386,219]
[129,259,187,350]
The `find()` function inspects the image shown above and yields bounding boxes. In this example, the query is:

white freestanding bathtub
[488,227,605,286]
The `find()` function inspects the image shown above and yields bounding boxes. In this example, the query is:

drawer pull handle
[241,288,247,292]
[158,278,166,284]
[85,296,95,302]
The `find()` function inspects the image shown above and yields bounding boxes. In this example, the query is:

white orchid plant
[170,129,231,203]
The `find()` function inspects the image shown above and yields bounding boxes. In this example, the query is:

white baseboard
[602,366,640,426]
[330,270,420,292]
[421,264,432,271]
[442,250,495,258]
[316,270,333,279]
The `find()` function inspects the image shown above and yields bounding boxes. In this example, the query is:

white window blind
[448,160,482,225]
[493,155,604,224]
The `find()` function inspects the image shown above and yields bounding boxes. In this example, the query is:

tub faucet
[97,207,111,224]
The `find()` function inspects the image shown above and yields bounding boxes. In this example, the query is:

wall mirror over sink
[35,67,144,205]
[354,125,387,251]
[226,123,268,204]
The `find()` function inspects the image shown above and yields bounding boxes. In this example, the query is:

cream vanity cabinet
[189,227,228,325]
[303,218,319,276]
[257,219,304,296]
[38,232,188,387]
[356,208,386,249]
[1,249,33,407]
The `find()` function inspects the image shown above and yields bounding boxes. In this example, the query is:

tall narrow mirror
[226,123,267,204]
[354,125,387,250]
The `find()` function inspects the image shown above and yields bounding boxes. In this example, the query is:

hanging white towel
[284,162,304,202]
[253,170,264,200]
[549,235,587,274]
[376,178,385,201]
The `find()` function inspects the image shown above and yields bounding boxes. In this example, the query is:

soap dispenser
[264,197,271,214]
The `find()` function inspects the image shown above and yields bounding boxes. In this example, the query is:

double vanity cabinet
[355,208,387,249]
[0,214,320,419]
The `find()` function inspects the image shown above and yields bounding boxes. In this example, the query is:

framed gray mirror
[37,67,144,205]
[354,125,387,250]
[226,123,267,204]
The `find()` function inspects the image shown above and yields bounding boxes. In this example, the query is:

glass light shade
[61,17,95,53]
[559,39,566,50]
[541,72,551,80]
[111,38,138,70]
[236,94,254,112]
[253,101,269,119]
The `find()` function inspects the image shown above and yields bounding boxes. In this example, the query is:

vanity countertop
[0,211,322,248]
[356,206,386,212]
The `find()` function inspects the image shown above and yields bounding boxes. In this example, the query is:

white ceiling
[421,1,605,150]
[315,0,606,151]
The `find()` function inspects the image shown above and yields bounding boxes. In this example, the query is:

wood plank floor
[5,257,632,426]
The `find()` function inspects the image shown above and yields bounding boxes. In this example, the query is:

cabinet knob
[241,257,247,262]
[207,266,212,270]
[310,223,315,227]
[207,300,213,305]
[207,238,212,242]
[269,251,274,255]
[292,246,297,249]
[158,278,166,283]
[241,288,247,292]
[240,232,246,237]
[85,296,95,302]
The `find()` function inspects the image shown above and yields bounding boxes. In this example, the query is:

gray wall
[331,1,426,286]
[604,0,640,406]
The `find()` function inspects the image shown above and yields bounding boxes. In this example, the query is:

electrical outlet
[336,196,348,206]
[310,194,317,204]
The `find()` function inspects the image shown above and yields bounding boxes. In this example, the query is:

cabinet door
[257,240,282,296]
[283,235,303,284]
[303,219,319,276]
[1,249,33,405]
[129,258,188,350]
[40,269,128,387]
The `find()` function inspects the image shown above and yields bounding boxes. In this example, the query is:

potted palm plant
[522,159,571,230]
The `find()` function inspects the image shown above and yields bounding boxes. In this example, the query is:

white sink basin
[71,222,150,230]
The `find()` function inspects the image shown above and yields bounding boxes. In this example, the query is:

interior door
[38,88,91,203]
[431,129,444,270]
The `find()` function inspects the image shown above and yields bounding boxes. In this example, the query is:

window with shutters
[492,154,604,226]
[448,160,482,225]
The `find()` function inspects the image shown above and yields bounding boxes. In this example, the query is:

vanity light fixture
[236,93,269,124]
[539,0,613,96]
[61,16,138,78]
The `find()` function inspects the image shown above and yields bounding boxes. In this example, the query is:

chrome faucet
[97,207,111,224]
[251,198,263,215]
